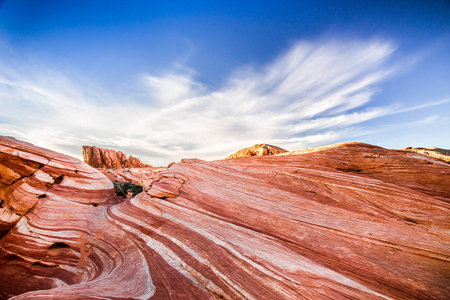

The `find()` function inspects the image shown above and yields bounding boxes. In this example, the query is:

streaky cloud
[1,38,438,166]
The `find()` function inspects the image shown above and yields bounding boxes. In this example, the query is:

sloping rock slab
[1,138,449,299]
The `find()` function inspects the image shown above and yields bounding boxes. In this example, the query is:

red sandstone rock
[226,143,287,159]
[0,137,153,299]
[100,167,166,188]
[82,145,152,169]
[1,138,449,299]
[147,182,179,198]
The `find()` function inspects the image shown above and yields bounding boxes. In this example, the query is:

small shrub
[113,181,143,197]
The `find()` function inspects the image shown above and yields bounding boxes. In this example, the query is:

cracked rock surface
[0,137,449,299]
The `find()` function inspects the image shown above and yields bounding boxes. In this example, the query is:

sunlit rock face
[82,145,152,169]
[226,143,287,159]
[100,167,166,188]
[1,137,449,299]
[401,146,450,163]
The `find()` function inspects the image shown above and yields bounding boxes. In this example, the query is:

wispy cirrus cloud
[0,38,443,165]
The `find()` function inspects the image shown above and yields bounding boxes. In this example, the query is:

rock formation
[82,145,152,169]
[401,146,450,163]
[280,142,361,155]
[226,143,287,159]
[1,137,449,299]
[100,167,166,188]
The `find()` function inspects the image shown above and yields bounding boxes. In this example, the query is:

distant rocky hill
[226,143,287,159]
[82,145,152,169]
[401,147,450,163]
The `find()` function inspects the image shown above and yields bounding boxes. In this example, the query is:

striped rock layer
[0,137,449,299]
[100,167,166,188]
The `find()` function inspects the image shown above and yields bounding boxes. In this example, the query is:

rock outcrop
[226,143,287,159]
[401,146,450,163]
[1,137,449,299]
[82,145,152,169]
[100,167,166,188]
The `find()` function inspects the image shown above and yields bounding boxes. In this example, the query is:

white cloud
[142,74,204,104]
[0,38,430,166]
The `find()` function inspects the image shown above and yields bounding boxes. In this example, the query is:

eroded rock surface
[401,146,450,163]
[226,143,287,159]
[1,137,449,299]
[100,167,166,188]
[82,145,152,169]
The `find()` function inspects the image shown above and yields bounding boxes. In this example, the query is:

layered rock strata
[100,167,166,188]
[226,144,287,159]
[1,137,449,299]
[82,145,152,169]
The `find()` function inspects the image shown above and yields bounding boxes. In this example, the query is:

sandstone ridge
[82,145,152,169]
[1,137,449,299]
[226,143,287,159]
[401,146,450,163]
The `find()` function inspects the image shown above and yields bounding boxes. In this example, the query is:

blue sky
[0,0,449,165]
